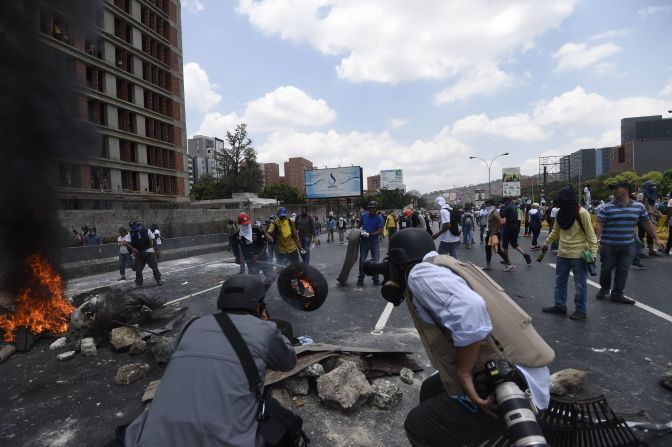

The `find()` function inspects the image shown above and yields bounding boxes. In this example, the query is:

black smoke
[0,0,101,294]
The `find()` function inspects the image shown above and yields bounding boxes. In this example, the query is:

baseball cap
[609,181,633,191]
[237,213,252,225]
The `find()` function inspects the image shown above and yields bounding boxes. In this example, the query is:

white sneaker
[503,265,516,272]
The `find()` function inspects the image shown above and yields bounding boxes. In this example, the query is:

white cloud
[637,4,672,18]
[452,113,550,141]
[434,65,513,104]
[661,79,672,96]
[590,29,629,40]
[197,85,337,135]
[182,0,205,13]
[237,0,577,103]
[183,62,222,113]
[551,42,621,72]
[389,118,409,129]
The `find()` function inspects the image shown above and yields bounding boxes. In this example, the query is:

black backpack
[446,208,461,236]
[130,224,151,251]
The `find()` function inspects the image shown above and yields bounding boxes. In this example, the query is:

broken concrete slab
[49,337,67,351]
[550,368,587,396]
[317,361,372,411]
[110,326,142,351]
[129,339,147,356]
[0,344,16,363]
[80,338,97,357]
[370,379,402,410]
[115,363,151,385]
[399,367,415,385]
[57,351,76,361]
[268,387,292,410]
[323,354,368,374]
[148,335,174,364]
[299,363,325,378]
[282,377,310,396]
[660,369,672,392]
[266,351,337,386]
[142,380,161,404]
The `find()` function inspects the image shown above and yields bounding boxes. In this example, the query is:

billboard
[380,169,404,190]
[474,188,486,207]
[304,166,363,199]
[502,167,521,197]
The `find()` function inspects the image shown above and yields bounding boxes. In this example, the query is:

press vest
[405,255,554,394]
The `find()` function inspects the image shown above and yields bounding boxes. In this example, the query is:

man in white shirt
[117,227,132,280]
[432,196,460,259]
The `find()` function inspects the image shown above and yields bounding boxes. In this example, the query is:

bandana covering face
[556,186,579,230]
[239,224,253,242]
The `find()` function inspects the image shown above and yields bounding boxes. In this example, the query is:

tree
[191,174,227,200]
[214,123,263,195]
[260,183,305,204]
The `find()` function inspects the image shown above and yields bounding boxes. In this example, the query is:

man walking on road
[295,206,316,264]
[500,197,532,266]
[594,181,665,304]
[128,218,163,288]
[356,201,384,286]
[266,207,303,266]
[433,196,460,258]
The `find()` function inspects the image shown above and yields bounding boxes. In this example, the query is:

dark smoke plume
[0,0,101,294]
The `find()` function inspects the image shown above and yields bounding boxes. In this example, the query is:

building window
[114,17,133,44]
[118,109,136,133]
[85,66,104,92]
[119,139,137,162]
[114,0,131,14]
[116,78,135,103]
[121,170,139,191]
[618,146,625,163]
[87,100,106,125]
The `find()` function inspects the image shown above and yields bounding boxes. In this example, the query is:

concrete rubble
[660,368,672,392]
[399,367,415,384]
[298,363,325,378]
[370,379,402,410]
[49,337,67,351]
[282,377,310,396]
[57,351,76,361]
[115,362,151,385]
[142,380,161,404]
[148,335,174,364]
[110,326,142,351]
[550,368,587,395]
[323,354,368,374]
[129,339,147,356]
[80,338,97,356]
[268,387,293,410]
[0,344,16,363]
[317,360,372,411]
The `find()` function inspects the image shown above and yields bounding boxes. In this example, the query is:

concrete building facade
[45,0,189,208]
[188,134,224,179]
[284,157,313,192]
[261,162,280,188]
[367,174,381,192]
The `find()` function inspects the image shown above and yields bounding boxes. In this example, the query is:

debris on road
[323,354,368,374]
[370,379,402,410]
[110,326,142,351]
[268,387,292,410]
[129,339,147,355]
[298,363,325,378]
[148,335,174,364]
[115,363,150,385]
[57,351,76,361]
[282,377,310,396]
[0,344,17,363]
[317,361,372,411]
[142,380,161,404]
[49,337,67,351]
[80,337,97,356]
[550,368,587,395]
[399,367,415,384]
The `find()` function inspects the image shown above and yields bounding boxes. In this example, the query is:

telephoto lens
[494,382,548,447]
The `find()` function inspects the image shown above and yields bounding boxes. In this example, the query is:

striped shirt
[597,200,649,245]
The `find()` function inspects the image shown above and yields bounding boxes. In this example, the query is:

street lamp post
[469,153,509,198]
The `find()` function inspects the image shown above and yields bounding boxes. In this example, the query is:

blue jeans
[438,241,459,258]
[632,234,643,265]
[119,253,132,277]
[463,229,473,247]
[238,246,246,273]
[358,236,380,281]
[554,257,588,313]
[479,225,487,243]
[599,243,636,295]
[300,235,312,264]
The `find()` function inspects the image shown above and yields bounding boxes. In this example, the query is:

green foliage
[355,189,423,210]
[191,174,227,200]
[260,183,305,204]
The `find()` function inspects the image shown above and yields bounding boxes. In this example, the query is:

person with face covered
[637,180,663,257]
[266,207,303,266]
[294,206,316,264]
[540,187,597,320]
[237,213,275,290]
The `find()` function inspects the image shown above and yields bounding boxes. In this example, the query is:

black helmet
[217,275,266,313]
[387,228,435,264]
[368,200,379,209]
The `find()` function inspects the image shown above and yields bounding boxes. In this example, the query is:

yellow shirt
[268,219,298,254]
[385,214,397,228]
[544,208,598,259]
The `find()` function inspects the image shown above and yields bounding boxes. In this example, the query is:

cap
[609,181,633,191]
[238,213,252,225]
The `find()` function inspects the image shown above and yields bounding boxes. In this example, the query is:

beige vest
[406,255,555,394]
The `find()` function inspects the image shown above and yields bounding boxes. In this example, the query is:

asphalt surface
[1,224,671,446]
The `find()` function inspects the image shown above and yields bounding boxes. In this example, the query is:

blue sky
[180,0,672,193]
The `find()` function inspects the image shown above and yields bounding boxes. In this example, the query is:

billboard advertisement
[502,167,521,197]
[474,188,485,207]
[380,169,404,190]
[304,166,363,199]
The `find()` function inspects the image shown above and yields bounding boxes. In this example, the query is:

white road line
[371,302,394,335]
[164,281,225,306]
[547,263,672,324]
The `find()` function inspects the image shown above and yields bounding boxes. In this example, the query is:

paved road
[1,225,670,446]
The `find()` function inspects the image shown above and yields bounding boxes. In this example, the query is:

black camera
[363,259,407,306]
[363,259,388,277]
[474,360,548,447]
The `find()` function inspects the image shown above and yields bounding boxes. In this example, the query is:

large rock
[370,379,402,410]
[550,368,587,395]
[399,367,415,385]
[317,361,372,411]
[322,355,368,374]
[299,363,325,378]
[268,387,292,410]
[282,377,310,396]
[115,363,151,385]
[110,326,142,351]
[56,351,76,361]
[148,335,174,364]
[660,369,672,391]
[49,337,67,351]
[80,338,97,356]
[129,339,147,355]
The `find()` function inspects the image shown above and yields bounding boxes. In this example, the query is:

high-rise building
[618,116,672,173]
[260,163,280,188]
[367,174,381,192]
[188,135,224,178]
[44,0,188,208]
[569,149,597,181]
[284,157,313,192]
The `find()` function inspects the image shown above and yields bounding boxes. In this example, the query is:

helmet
[402,208,413,218]
[368,201,379,209]
[277,207,287,217]
[238,212,252,225]
[387,228,435,264]
[217,275,266,313]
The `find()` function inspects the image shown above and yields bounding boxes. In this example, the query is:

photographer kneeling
[124,275,297,447]
[365,229,553,446]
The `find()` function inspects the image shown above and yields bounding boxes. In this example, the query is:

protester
[266,207,303,266]
[638,181,663,256]
[237,213,275,289]
[433,197,460,258]
[124,275,297,447]
[356,201,385,286]
[541,187,597,320]
[583,182,592,210]
[128,218,163,288]
[460,207,475,249]
[150,224,162,262]
[528,203,543,250]
[265,215,276,262]
[385,210,398,239]
[548,202,559,254]
[313,216,322,245]
[399,208,413,230]
[226,219,245,273]
[117,227,132,281]
[326,214,336,243]
[337,215,347,244]
[594,181,665,304]
[666,194,672,255]
[483,200,513,271]
[478,204,489,244]
[84,227,101,245]
[294,206,316,264]
[523,204,531,237]
[500,197,532,265]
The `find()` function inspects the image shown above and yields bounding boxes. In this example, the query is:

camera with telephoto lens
[363,259,388,278]
[363,259,407,306]
[473,360,548,447]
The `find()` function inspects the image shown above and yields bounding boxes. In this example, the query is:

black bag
[447,208,461,236]
[213,312,309,447]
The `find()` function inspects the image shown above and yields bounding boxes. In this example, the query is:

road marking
[164,280,225,306]
[371,302,394,335]
[547,263,672,324]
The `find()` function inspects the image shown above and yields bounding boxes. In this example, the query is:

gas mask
[363,258,408,306]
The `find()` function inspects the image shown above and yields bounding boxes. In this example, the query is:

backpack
[445,208,461,236]
[462,213,473,230]
[130,224,151,251]
[529,210,542,226]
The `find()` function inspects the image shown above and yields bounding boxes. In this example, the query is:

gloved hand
[361,231,370,238]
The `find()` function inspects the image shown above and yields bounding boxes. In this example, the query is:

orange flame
[0,254,74,342]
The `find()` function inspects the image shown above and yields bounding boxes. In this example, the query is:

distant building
[188,135,224,178]
[367,174,381,192]
[260,162,280,188]
[284,157,313,192]
[569,149,597,181]
[595,147,612,177]
[616,115,672,173]
[192,156,207,182]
